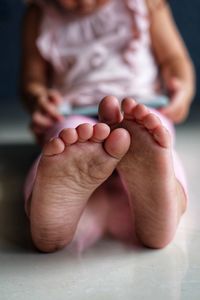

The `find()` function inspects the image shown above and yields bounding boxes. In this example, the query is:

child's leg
[99,96,187,249]
[24,115,130,253]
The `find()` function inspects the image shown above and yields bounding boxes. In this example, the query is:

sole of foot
[30,122,130,252]
[99,96,186,249]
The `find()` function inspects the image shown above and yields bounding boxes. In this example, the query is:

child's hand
[30,89,64,136]
[159,77,192,123]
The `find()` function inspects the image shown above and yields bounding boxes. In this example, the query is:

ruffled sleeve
[126,0,148,15]
[126,0,149,33]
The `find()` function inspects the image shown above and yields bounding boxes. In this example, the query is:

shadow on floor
[0,144,40,253]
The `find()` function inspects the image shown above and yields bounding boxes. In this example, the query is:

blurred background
[0,0,199,143]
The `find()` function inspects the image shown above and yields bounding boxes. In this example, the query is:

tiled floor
[0,123,199,300]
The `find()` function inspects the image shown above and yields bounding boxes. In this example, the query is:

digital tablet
[59,95,169,117]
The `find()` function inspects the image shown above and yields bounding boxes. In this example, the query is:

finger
[30,123,46,145]
[173,106,189,123]
[160,100,179,116]
[48,89,63,105]
[32,111,54,128]
[167,77,182,93]
[30,120,49,133]
[39,97,63,120]
[159,100,180,122]
[30,123,45,135]
[160,89,184,115]
[161,105,188,123]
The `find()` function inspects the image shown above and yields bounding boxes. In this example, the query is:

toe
[153,126,171,148]
[121,97,137,119]
[132,104,149,121]
[90,123,110,142]
[104,128,130,160]
[59,128,78,145]
[43,137,65,156]
[76,123,94,142]
[143,113,162,131]
[98,96,123,125]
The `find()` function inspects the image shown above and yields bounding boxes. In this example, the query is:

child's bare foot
[30,122,130,252]
[99,96,187,249]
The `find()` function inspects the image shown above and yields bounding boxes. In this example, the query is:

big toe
[98,96,123,125]
[104,128,131,160]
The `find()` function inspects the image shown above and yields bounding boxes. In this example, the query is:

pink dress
[31,0,161,106]
[24,0,188,250]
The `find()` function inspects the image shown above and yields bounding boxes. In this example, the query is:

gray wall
[0,0,199,121]
[0,0,25,99]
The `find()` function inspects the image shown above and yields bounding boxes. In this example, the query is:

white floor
[0,123,200,300]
